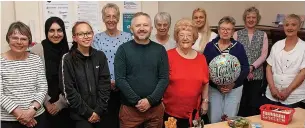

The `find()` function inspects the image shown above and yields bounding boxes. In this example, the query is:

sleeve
[0,74,19,113]
[33,58,48,106]
[146,47,169,106]
[235,44,250,86]
[266,43,276,67]
[202,55,210,85]
[252,32,268,68]
[59,55,94,119]
[92,34,101,50]
[114,46,141,106]
[94,53,111,116]
[300,50,305,70]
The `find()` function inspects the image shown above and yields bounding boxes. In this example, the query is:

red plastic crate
[259,104,295,125]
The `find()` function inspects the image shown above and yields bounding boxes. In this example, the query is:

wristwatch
[29,105,38,111]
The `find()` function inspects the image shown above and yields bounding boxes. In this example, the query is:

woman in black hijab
[31,16,72,128]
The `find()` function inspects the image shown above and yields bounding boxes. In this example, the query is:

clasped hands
[218,83,235,94]
[135,98,151,113]
[13,108,37,127]
[270,86,292,101]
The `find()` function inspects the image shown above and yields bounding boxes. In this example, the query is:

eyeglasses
[10,36,29,43]
[75,31,94,38]
[219,27,233,32]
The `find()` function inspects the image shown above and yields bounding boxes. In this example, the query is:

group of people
[1,3,305,128]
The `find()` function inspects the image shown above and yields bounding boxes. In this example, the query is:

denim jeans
[208,86,243,123]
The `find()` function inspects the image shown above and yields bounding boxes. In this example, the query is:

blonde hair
[192,8,212,52]
[243,6,261,25]
[102,3,120,21]
[6,21,32,44]
[284,14,302,28]
[173,18,198,43]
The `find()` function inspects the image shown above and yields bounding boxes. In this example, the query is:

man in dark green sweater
[114,12,169,128]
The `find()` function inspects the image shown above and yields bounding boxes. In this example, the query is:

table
[204,108,305,128]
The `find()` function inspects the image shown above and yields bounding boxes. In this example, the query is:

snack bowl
[227,116,250,128]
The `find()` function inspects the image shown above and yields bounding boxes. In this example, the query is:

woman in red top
[163,18,209,127]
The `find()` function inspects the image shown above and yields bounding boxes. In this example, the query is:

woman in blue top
[203,16,249,123]
[92,3,132,128]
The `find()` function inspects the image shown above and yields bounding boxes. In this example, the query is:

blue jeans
[208,86,243,123]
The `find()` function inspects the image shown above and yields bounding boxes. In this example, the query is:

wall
[1,1,15,53]
[1,1,305,53]
[159,1,305,35]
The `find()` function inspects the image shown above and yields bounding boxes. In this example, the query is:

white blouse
[265,38,305,105]
[192,32,217,52]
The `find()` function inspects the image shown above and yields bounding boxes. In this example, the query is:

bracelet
[250,65,256,70]
[202,98,209,103]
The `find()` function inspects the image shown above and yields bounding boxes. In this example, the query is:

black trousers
[238,80,264,117]
[1,112,47,128]
[46,108,74,128]
[99,90,121,128]
[262,96,301,108]
[74,120,101,128]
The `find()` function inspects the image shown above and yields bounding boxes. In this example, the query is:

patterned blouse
[92,31,132,80]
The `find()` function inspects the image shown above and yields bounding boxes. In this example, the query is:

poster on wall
[122,1,141,34]
[123,1,141,13]
[42,1,73,42]
[76,1,102,34]
[123,13,134,34]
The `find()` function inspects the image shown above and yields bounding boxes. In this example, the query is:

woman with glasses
[92,3,132,127]
[1,21,48,128]
[31,17,72,128]
[203,16,249,123]
[60,21,111,128]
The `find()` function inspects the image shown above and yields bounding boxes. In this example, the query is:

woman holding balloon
[203,16,249,123]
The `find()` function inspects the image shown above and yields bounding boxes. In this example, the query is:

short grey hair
[131,12,152,26]
[102,3,120,21]
[243,6,261,25]
[218,16,236,28]
[154,12,171,27]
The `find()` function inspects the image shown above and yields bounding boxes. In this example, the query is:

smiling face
[103,7,119,31]
[193,11,206,29]
[47,23,64,44]
[156,20,170,36]
[130,15,153,41]
[73,23,94,48]
[8,30,29,53]
[245,12,258,29]
[177,30,194,50]
[283,18,300,37]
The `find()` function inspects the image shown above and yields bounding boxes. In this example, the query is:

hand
[270,86,282,100]
[12,107,23,119]
[88,112,100,123]
[200,102,208,115]
[111,80,118,91]
[135,98,151,112]
[247,72,254,81]
[45,102,55,114]
[17,109,36,125]
[250,65,254,73]
[218,83,235,94]
[25,119,37,127]
[50,104,59,115]
[278,87,292,101]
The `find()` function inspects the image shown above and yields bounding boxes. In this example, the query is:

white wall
[1,1,305,53]
[159,1,305,36]
[1,1,15,53]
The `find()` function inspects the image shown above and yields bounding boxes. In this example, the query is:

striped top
[1,53,47,121]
